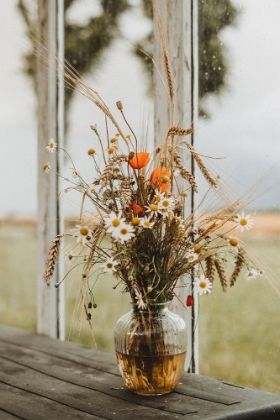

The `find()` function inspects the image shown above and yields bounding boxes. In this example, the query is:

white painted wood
[153,0,199,373]
[37,0,64,339]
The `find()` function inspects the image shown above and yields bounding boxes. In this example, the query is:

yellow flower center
[150,204,158,211]
[87,148,95,155]
[162,199,170,208]
[199,281,207,289]
[229,237,239,247]
[240,218,248,226]
[108,147,115,154]
[174,216,181,222]
[194,244,201,253]
[180,192,188,197]
[43,163,49,170]
[107,263,113,269]
[80,227,89,236]
[137,295,141,301]
[120,228,128,235]
[90,188,95,194]
[155,194,161,202]
[49,143,54,148]
[132,217,141,226]
[143,221,150,227]
[110,138,117,143]
[112,219,120,228]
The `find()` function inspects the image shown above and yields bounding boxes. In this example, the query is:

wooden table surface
[0,325,280,419]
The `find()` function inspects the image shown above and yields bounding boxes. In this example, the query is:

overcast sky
[0,0,280,217]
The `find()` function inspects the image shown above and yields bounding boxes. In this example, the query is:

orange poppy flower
[129,202,143,214]
[150,166,171,192]
[129,152,150,169]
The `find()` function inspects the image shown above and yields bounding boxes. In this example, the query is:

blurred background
[0,0,280,394]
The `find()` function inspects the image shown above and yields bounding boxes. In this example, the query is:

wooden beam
[37,0,64,339]
[153,0,199,373]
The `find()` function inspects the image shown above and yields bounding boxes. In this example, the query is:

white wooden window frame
[36,0,198,370]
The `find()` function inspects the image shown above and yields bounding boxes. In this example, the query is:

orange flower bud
[186,295,194,307]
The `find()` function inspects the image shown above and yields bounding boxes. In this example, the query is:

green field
[0,219,280,394]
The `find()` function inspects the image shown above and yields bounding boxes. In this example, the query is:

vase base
[116,351,186,396]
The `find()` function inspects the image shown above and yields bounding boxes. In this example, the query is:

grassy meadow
[0,214,280,394]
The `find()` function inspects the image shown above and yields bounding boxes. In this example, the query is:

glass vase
[114,302,187,396]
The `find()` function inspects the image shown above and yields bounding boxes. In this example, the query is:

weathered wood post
[153,0,199,372]
[37,0,65,339]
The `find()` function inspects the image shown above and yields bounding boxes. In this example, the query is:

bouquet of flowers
[43,97,260,315]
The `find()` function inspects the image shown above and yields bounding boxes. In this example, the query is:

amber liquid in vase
[116,351,186,395]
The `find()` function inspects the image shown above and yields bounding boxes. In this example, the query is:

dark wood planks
[1,325,280,420]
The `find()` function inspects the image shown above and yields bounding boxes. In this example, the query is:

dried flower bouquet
[42,5,262,319]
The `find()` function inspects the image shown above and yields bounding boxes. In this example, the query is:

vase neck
[130,301,170,314]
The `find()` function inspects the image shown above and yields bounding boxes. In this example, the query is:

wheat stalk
[205,255,215,282]
[181,142,217,187]
[230,251,245,287]
[168,127,193,137]
[214,258,227,292]
[44,234,63,286]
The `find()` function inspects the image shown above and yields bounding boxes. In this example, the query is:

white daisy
[135,290,146,310]
[153,189,165,204]
[161,208,174,219]
[235,212,254,233]
[245,268,261,281]
[145,203,161,218]
[101,256,119,274]
[104,211,126,234]
[111,223,135,244]
[72,225,92,246]
[193,275,212,295]
[43,162,50,173]
[159,196,175,212]
[46,139,57,153]
[228,236,239,248]
[140,216,154,229]
[186,251,198,263]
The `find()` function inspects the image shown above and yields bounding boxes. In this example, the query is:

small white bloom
[43,162,50,173]
[228,236,239,248]
[193,274,212,295]
[111,223,135,244]
[140,216,154,229]
[101,256,119,274]
[245,268,261,281]
[145,203,161,218]
[235,212,254,233]
[104,211,126,234]
[159,196,175,211]
[153,189,165,204]
[72,225,92,246]
[135,290,146,310]
[186,251,198,263]
[46,139,57,153]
